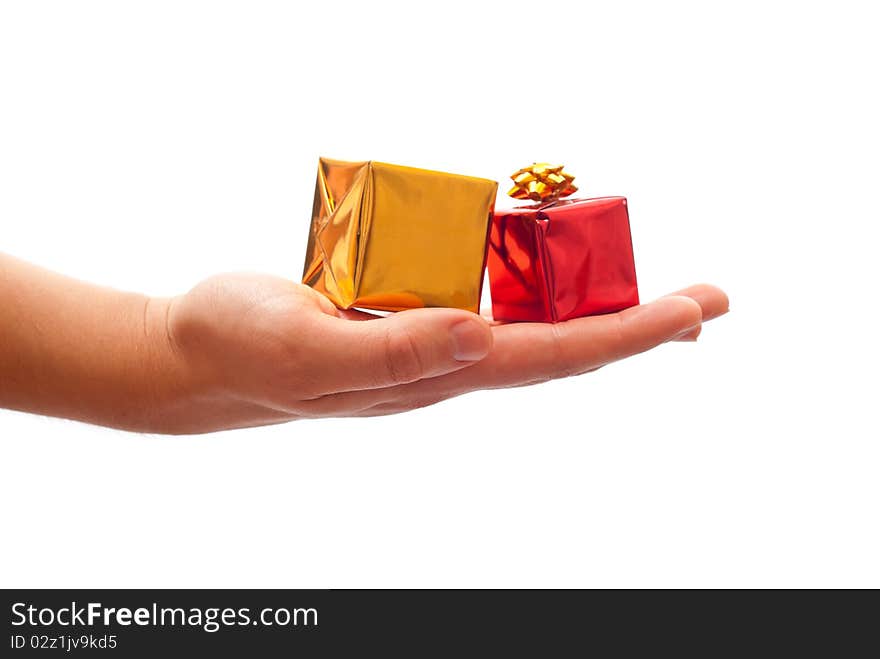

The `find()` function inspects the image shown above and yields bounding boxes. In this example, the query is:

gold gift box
[302,157,498,313]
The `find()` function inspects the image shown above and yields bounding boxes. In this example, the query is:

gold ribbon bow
[507,163,578,202]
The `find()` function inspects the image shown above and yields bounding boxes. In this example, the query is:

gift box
[487,164,639,323]
[302,157,498,313]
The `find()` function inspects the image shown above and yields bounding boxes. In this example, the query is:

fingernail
[450,319,492,361]
[671,325,701,342]
[674,326,702,342]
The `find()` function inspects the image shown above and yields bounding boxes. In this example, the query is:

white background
[1,1,877,588]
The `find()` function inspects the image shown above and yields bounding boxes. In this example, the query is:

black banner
[2,589,875,655]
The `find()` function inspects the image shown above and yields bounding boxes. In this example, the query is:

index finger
[417,295,704,394]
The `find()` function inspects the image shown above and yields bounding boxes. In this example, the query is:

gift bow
[507,163,578,202]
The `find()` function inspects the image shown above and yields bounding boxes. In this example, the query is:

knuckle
[601,314,628,363]
[382,326,426,385]
[612,314,627,345]
[548,324,579,379]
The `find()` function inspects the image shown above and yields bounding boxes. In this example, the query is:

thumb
[305,308,493,395]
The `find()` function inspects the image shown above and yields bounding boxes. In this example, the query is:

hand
[162,274,728,433]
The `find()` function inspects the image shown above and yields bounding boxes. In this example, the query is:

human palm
[165,273,727,431]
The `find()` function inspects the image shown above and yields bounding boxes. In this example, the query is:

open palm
[164,274,727,432]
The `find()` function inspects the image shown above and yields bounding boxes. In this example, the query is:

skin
[0,253,728,434]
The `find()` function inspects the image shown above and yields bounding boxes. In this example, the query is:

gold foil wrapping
[302,157,498,313]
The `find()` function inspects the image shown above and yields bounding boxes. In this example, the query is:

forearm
[0,254,188,432]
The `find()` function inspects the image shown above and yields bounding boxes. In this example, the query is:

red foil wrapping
[487,196,639,322]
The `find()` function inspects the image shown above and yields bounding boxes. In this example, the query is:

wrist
[134,295,208,433]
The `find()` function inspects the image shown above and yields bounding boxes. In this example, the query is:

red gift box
[487,196,639,323]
